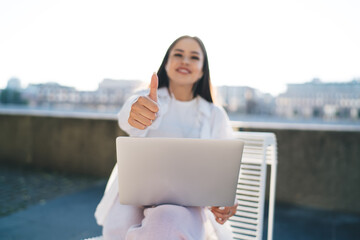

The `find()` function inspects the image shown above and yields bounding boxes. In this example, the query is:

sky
[0,0,359,96]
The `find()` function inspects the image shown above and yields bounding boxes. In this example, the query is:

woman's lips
[176,67,191,74]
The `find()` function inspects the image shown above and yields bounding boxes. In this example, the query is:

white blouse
[147,94,201,138]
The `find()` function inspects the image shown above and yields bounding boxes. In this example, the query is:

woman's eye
[191,56,200,60]
[174,53,182,57]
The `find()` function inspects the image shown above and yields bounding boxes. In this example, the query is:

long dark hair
[157,35,213,103]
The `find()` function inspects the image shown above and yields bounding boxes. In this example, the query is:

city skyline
[5,75,359,97]
[2,77,359,123]
[1,0,360,95]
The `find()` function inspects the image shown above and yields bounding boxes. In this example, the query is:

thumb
[149,72,158,102]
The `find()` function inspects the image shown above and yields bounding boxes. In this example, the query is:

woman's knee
[126,205,204,240]
[144,205,203,227]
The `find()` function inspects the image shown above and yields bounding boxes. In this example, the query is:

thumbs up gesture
[128,73,159,130]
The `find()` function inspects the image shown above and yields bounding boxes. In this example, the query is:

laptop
[116,137,244,207]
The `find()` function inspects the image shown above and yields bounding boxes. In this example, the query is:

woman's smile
[176,67,191,74]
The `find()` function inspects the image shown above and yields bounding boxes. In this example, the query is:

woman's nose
[181,56,190,64]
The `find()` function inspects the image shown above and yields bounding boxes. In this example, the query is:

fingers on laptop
[210,206,237,224]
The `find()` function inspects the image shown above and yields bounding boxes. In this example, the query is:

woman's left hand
[210,203,238,225]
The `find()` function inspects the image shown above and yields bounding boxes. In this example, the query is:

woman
[95,36,238,240]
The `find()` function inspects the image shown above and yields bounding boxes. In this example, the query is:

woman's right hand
[128,73,159,130]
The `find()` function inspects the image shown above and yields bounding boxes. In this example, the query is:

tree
[0,89,27,105]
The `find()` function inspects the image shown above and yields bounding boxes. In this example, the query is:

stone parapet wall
[0,113,125,177]
[1,111,359,213]
[239,127,360,214]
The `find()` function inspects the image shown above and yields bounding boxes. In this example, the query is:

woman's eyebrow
[174,49,201,55]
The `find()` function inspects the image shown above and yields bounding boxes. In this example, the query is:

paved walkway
[0,182,104,240]
[0,166,101,216]
[1,166,360,240]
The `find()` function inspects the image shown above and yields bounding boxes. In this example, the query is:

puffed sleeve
[210,105,234,140]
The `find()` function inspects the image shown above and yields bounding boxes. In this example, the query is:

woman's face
[165,38,204,89]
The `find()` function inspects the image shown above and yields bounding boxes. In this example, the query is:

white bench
[229,132,277,240]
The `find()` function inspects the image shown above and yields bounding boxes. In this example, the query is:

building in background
[23,82,77,109]
[20,79,143,112]
[216,86,275,115]
[276,79,360,120]
[94,79,144,112]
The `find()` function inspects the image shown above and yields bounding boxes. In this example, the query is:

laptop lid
[116,137,244,207]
